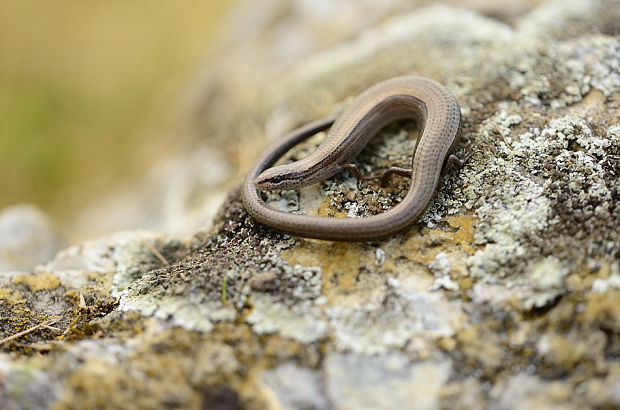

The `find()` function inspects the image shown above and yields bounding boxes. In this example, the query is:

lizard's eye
[271,176,282,184]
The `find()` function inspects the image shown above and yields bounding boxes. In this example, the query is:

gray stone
[2,1,620,408]
[0,204,63,272]
[0,355,62,410]
[260,362,329,410]
[325,353,452,410]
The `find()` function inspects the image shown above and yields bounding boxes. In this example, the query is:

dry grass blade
[0,317,61,346]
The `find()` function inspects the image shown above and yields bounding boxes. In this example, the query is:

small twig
[62,314,82,336]
[221,276,229,305]
[149,245,170,266]
[42,325,62,333]
[494,124,513,149]
[0,317,60,346]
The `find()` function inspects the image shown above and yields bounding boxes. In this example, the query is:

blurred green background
[0,1,233,220]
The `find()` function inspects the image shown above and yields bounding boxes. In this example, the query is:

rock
[324,353,452,410]
[0,204,64,272]
[2,0,620,409]
[260,362,328,410]
[0,356,62,410]
[71,147,232,240]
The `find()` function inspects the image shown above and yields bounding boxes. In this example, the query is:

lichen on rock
[1,0,620,409]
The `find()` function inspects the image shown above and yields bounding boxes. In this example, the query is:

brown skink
[242,76,461,241]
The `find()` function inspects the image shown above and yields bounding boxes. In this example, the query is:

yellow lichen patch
[565,261,607,292]
[192,323,316,409]
[399,229,448,264]
[13,272,61,291]
[282,242,363,293]
[577,290,620,331]
[456,325,505,373]
[281,241,391,302]
[460,277,474,290]
[444,214,477,254]
[399,215,477,265]
[546,298,577,329]
[54,325,261,409]
[538,333,603,371]
[281,215,477,300]
[54,358,201,409]
[315,197,347,218]
[565,272,586,291]
[596,260,612,279]
[568,89,606,113]
[437,336,457,351]
[0,288,26,305]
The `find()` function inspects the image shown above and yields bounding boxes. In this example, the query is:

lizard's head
[254,165,300,190]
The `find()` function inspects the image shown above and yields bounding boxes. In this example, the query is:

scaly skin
[242,76,461,241]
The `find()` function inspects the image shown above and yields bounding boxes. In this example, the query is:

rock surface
[2,0,620,409]
[0,204,64,272]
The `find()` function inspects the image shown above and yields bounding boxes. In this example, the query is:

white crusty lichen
[326,278,462,354]
[246,294,327,344]
[592,261,620,293]
[428,253,459,291]
[519,256,571,310]
[461,112,618,299]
